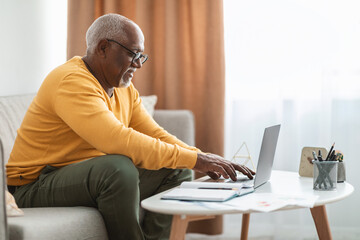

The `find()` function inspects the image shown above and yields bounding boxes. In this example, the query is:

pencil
[330,151,336,161]
[325,142,335,161]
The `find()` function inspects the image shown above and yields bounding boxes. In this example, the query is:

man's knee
[88,154,139,189]
[161,168,193,189]
[169,168,192,184]
[179,168,193,181]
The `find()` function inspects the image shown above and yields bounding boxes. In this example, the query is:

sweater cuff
[176,148,198,169]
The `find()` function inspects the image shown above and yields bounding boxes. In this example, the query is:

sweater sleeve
[129,88,201,153]
[53,74,197,170]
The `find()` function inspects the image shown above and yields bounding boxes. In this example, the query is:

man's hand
[193,153,255,181]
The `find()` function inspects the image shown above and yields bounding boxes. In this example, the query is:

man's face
[103,25,145,88]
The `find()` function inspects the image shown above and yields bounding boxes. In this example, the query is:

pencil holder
[313,161,338,191]
[337,161,346,182]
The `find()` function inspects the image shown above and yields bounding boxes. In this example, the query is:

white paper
[203,193,319,212]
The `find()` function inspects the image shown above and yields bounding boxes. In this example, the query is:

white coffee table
[141,170,354,240]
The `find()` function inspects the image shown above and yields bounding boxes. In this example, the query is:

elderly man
[6,14,254,240]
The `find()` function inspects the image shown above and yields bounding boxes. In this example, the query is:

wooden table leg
[240,213,250,240]
[170,215,189,240]
[310,205,333,240]
[169,215,215,240]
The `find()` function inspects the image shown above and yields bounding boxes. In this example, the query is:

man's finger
[233,164,254,179]
[241,165,255,177]
[226,161,237,176]
[245,166,256,175]
[221,163,238,181]
[207,171,220,180]
[213,165,230,179]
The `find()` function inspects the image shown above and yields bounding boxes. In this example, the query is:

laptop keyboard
[225,175,254,187]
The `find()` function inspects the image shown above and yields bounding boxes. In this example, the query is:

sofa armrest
[153,110,195,146]
[0,138,9,240]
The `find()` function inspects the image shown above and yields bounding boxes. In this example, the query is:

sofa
[0,93,196,240]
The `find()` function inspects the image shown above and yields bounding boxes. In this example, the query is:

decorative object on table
[299,147,328,177]
[336,151,346,182]
[231,142,256,171]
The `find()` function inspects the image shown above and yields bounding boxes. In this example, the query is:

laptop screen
[253,124,281,188]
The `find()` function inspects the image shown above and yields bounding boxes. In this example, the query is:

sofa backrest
[0,94,35,165]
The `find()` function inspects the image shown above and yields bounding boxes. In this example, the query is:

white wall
[0,0,67,96]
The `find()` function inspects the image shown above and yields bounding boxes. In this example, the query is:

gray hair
[86,13,132,54]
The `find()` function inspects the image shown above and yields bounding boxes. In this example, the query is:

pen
[325,142,335,161]
[198,187,239,190]
[330,151,337,161]
[318,150,323,161]
[312,151,318,161]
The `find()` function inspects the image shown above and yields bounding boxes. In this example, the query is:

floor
[184,214,360,240]
[186,231,360,240]
[186,233,360,240]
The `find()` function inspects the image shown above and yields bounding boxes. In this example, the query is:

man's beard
[119,77,131,88]
[119,68,135,88]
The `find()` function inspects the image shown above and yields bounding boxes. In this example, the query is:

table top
[141,170,354,215]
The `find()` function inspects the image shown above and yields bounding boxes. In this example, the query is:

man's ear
[95,39,110,58]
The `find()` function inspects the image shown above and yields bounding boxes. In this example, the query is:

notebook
[161,181,255,202]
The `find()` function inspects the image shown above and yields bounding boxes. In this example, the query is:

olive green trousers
[13,155,192,240]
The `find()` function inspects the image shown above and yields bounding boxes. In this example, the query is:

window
[224,0,360,237]
[0,0,67,96]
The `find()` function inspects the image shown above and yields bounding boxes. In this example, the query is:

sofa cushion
[153,110,195,146]
[0,94,35,165]
[8,207,108,240]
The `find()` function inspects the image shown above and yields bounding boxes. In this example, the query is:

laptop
[226,124,281,190]
[160,124,281,202]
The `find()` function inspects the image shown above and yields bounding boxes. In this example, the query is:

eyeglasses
[107,39,148,64]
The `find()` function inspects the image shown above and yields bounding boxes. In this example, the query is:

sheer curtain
[224,0,360,238]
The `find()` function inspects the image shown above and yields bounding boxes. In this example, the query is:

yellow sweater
[6,56,198,186]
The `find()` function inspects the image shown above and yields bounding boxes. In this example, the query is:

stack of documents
[161,181,254,202]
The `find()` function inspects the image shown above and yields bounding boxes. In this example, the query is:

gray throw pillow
[140,95,158,117]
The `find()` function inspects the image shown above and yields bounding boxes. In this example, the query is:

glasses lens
[141,55,148,64]
[134,53,142,60]
[133,54,148,64]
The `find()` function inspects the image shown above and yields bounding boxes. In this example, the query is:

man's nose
[132,58,142,68]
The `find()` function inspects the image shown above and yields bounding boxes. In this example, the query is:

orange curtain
[67,0,225,235]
